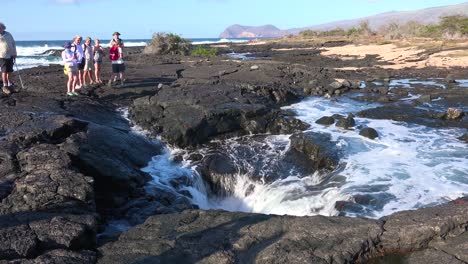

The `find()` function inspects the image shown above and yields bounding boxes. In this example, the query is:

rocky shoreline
[0,40,467,263]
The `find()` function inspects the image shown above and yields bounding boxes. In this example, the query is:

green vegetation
[300,21,375,38]
[191,45,218,58]
[299,16,468,40]
[144,32,192,55]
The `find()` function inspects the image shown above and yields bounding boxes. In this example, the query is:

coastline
[0,37,467,263]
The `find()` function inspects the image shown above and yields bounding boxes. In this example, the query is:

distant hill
[220,2,468,38]
[219,24,284,38]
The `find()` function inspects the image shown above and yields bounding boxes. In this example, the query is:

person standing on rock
[108,39,125,87]
[82,37,95,86]
[0,22,17,95]
[71,35,85,89]
[93,38,105,84]
[109,32,124,47]
[61,41,78,96]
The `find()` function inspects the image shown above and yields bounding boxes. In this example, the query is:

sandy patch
[272,47,316,51]
[320,43,468,69]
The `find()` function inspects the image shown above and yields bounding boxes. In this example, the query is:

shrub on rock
[144,32,192,55]
[191,45,218,58]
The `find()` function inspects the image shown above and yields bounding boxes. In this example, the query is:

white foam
[284,97,468,218]
[456,79,468,88]
[17,45,62,56]
[192,38,249,45]
[207,173,348,216]
[15,56,62,70]
[390,79,447,89]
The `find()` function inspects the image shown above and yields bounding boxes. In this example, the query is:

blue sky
[3,0,467,40]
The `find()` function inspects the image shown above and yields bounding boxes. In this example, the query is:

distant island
[219,2,468,38]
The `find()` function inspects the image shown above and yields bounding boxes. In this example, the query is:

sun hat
[113,32,121,36]
[63,41,72,48]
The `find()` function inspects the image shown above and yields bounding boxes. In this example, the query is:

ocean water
[14,38,250,70]
[136,78,467,219]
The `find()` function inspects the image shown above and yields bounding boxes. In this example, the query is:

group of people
[62,32,126,96]
[0,22,17,95]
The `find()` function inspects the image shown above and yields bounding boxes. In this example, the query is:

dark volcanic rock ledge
[99,201,468,263]
[0,93,164,262]
[129,83,308,147]
[98,199,468,264]
[1,39,467,263]
[98,210,382,264]
[128,61,338,147]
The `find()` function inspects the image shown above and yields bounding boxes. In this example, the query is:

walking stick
[14,58,25,91]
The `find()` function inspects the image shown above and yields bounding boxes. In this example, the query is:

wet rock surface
[98,200,468,264]
[0,40,467,263]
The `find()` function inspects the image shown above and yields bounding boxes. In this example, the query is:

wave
[192,38,249,45]
[15,56,62,70]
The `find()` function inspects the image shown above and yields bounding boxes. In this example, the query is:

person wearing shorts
[82,37,95,86]
[93,38,105,83]
[62,41,78,96]
[108,39,125,87]
[0,22,17,94]
[71,35,84,89]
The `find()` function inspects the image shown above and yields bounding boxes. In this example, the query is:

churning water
[138,78,467,219]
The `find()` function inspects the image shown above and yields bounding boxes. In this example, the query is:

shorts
[84,59,94,71]
[77,58,85,70]
[112,63,125,73]
[0,58,14,73]
[94,59,103,64]
[65,65,78,74]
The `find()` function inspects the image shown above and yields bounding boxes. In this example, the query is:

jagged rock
[5,115,88,147]
[377,87,389,95]
[380,201,468,252]
[315,116,335,125]
[429,230,468,262]
[198,153,239,196]
[2,144,94,213]
[357,105,467,129]
[61,123,161,208]
[0,221,38,260]
[445,108,463,120]
[349,80,362,89]
[0,142,19,199]
[98,210,382,264]
[129,84,303,147]
[359,127,379,139]
[404,249,465,264]
[445,74,457,84]
[267,112,310,134]
[459,133,468,143]
[10,249,97,264]
[336,114,356,129]
[417,94,434,103]
[329,81,343,90]
[287,132,340,172]
[28,215,97,250]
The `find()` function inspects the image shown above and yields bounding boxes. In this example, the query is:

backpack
[71,44,85,64]
[93,46,103,61]
[109,46,119,61]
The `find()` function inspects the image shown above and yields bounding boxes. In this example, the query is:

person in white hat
[0,22,17,94]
